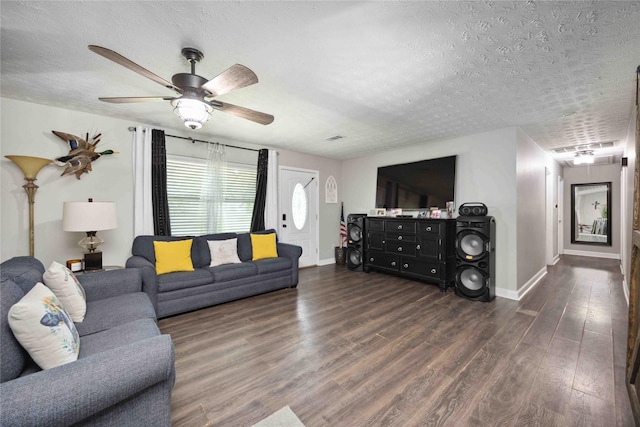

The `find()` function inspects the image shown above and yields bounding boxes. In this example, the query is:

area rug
[251,406,305,427]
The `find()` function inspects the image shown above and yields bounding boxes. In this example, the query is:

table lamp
[62,198,117,270]
[5,155,53,256]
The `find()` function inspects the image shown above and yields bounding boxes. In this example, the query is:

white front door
[279,167,318,267]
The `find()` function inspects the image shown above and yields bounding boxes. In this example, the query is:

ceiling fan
[88,45,274,129]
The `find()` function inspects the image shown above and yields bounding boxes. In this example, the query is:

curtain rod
[128,126,260,153]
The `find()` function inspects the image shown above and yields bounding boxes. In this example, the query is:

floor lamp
[5,155,53,256]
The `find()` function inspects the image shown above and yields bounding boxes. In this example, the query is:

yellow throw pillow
[153,240,195,275]
[251,233,278,260]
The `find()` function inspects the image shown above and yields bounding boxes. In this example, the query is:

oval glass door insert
[292,183,307,230]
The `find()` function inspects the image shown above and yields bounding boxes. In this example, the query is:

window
[166,155,256,235]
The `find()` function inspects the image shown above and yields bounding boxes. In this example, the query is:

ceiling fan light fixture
[172,98,212,130]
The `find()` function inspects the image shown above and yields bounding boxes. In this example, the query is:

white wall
[341,127,519,296]
[1,98,135,267]
[621,106,638,295]
[516,129,548,289]
[1,98,343,266]
[563,163,621,258]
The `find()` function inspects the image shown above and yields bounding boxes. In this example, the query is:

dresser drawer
[418,222,441,235]
[386,232,416,243]
[386,242,417,257]
[385,221,416,233]
[367,251,400,271]
[400,259,441,279]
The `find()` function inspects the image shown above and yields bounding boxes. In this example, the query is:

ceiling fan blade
[89,45,182,93]
[99,96,176,103]
[210,101,274,125]
[201,64,258,97]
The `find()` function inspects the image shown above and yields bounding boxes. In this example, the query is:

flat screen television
[375,155,456,210]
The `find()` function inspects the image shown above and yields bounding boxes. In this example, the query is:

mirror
[571,182,611,246]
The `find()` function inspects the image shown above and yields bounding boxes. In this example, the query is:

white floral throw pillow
[43,261,86,322]
[8,283,80,370]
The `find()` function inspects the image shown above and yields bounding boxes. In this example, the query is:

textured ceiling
[1,1,639,160]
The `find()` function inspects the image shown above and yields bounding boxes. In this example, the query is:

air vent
[326,135,344,141]
[552,141,616,154]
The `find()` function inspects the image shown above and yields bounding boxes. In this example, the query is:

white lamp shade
[62,202,118,232]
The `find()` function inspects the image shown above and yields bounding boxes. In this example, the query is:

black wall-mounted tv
[375,155,456,210]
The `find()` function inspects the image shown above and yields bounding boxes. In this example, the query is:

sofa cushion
[43,261,86,322]
[208,238,242,267]
[253,257,293,274]
[8,283,80,370]
[1,280,28,382]
[153,240,195,275]
[251,233,279,260]
[0,256,45,295]
[237,229,278,261]
[209,262,259,282]
[195,233,237,267]
[76,292,157,336]
[79,318,160,358]
[157,269,213,293]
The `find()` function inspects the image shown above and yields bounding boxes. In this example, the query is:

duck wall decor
[52,130,118,179]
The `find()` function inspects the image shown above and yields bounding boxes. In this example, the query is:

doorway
[558,176,564,257]
[279,167,319,267]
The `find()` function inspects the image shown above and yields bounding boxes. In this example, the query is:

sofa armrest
[126,256,159,313]
[78,268,142,302]
[277,242,303,260]
[277,242,303,286]
[0,335,175,426]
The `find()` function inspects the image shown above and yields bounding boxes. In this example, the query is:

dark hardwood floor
[159,255,635,426]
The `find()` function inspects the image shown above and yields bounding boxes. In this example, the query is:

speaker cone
[460,234,483,257]
[457,266,487,297]
[349,225,362,242]
[457,230,488,260]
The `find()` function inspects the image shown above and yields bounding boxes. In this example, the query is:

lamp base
[84,251,103,271]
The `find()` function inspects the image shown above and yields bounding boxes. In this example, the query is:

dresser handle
[391,261,397,267]
[398,225,402,230]
[370,258,374,262]
[403,263,409,268]
[416,244,421,250]
[426,226,432,232]
[430,268,437,274]
[397,247,403,252]
[398,235,403,240]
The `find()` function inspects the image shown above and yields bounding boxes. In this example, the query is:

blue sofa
[126,230,303,319]
[0,256,175,426]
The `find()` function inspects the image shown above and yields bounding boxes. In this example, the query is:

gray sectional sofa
[126,229,303,319]
[0,256,175,426]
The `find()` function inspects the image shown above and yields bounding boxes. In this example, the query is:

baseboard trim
[563,249,620,260]
[318,258,335,266]
[495,266,547,301]
[552,254,560,265]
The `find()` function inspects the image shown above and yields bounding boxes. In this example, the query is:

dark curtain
[250,149,268,232]
[151,129,172,236]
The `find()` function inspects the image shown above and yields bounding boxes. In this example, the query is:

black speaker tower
[346,214,367,271]
[455,215,496,302]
